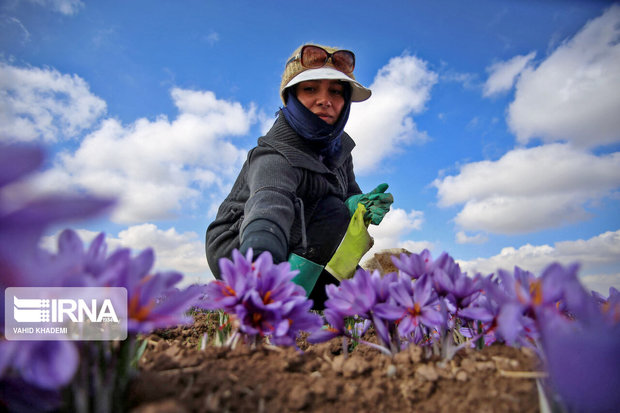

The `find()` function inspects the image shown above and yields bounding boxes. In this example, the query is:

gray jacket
[205,113,362,277]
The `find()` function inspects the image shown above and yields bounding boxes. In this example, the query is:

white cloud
[580,273,620,296]
[483,51,536,97]
[202,32,220,46]
[458,230,620,294]
[115,224,210,277]
[0,63,106,142]
[0,16,31,44]
[346,54,437,173]
[365,207,425,257]
[25,0,84,15]
[433,143,620,234]
[42,223,213,282]
[399,239,436,254]
[34,87,254,223]
[508,5,620,147]
[456,231,488,245]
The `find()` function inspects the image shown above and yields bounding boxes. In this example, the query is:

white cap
[283,67,372,102]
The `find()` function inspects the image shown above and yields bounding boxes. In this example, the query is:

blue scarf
[281,85,351,161]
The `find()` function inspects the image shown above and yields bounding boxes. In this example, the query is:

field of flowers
[1,143,619,412]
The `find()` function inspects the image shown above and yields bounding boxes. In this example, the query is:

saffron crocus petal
[397,315,415,337]
[540,262,577,303]
[0,144,44,187]
[323,308,345,331]
[496,268,518,297]
[496,303,526,345]
[57,229,85,258]
[300,305,335,342]
[421,307,445,329]
[307,328,340,344]
[274,318,291,337]
[129,248,155,280]
[371,312,391,348]
[84,232,108,275]
[391,249,433,279]
[18,341,79,390]
[432,268,453,296]
[288,304,323,333]
[389,281,414,308]
[373,303,404,320]
[540,316,620,412]
[458,306,495,323]
[5,197,114,229]
[0,341,18,378]
[413,274,433,305]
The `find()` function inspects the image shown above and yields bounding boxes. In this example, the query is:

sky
[1,0,619,294]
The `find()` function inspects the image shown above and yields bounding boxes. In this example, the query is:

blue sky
[1,0,619,293]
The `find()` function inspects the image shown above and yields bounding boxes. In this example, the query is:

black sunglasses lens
[332,51,355,72]
[301,46,329,68]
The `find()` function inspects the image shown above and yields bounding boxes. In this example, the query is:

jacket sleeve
[344,154,362,199]
[239,149,302,263]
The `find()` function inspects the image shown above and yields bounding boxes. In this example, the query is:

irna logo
[5,287,128,341]
[13,296,119,323]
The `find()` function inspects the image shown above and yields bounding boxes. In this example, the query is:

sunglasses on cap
[287,45,356,74]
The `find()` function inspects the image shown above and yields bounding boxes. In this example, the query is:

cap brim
[284,68,372,102]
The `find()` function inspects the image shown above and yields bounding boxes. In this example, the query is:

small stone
[476,361,496,371]
[386,364,397,378]
[416,364,439,381]
[455,370,468,381]
[343,357,370,378]
[289,385,310,410]
[408,345,423,363]
[394,351,410,365]
[461,358,477,374]
[332,355,345,373]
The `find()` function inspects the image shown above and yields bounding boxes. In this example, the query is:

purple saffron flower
[101,247,202,333]
[251,250,306,305]
[479,263,580,346]
[539,306,620,412]
[374,274,444,339]
[48,230,203,333]
[307,308,346,344]
[458,291,501,346]
[1,144,114,327]
[201,249,256,311]
[391,249,434,279]
[323,268,378,317]
[0,340,79,390]
[273,296,323,346]
[201,249,322,346]
[433,266,482,311]
[0,144,44,188]
[601,287,620,324]
[236,290,282,336]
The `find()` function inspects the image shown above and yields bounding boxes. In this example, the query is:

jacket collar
[258,113,356,173]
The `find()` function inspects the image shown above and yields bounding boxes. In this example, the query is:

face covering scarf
[281,84,352,162]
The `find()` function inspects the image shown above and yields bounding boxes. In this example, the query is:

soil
[128,251,542,413]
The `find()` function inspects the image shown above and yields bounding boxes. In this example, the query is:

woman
[205,43,393,308]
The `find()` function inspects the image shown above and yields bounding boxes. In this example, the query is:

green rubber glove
[325,203,374,281]
[345,183,394,225]
[289,253,323,296]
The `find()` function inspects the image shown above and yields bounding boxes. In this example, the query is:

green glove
[325,204,374,281]
[345,183,394,225]
[289,253,323,296]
